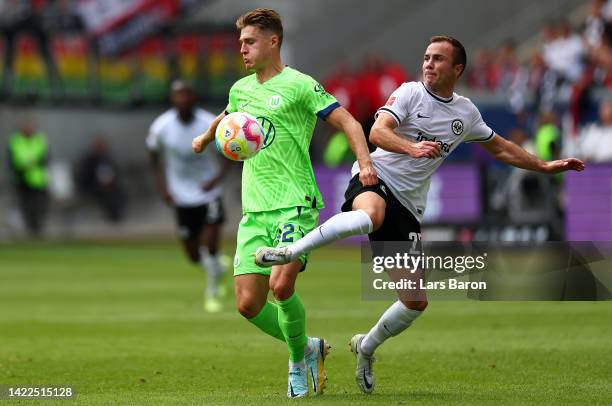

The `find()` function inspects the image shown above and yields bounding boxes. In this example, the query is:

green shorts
[233,206,319,276]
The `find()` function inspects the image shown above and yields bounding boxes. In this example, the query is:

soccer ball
[215,112,265,161]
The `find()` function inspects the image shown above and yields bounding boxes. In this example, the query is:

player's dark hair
[236,8,283,48]
[430,35,467,77]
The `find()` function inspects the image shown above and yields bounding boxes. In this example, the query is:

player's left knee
[402,300,428,311]
[269,279,294,301]
[360,207,385,231]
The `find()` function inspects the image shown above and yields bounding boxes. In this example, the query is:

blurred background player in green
[8,119,50,237]
[147,80,229,313]
[192,8,377,398]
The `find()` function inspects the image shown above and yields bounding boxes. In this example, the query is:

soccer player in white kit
[147,80,229,313]
[255,36,585,392]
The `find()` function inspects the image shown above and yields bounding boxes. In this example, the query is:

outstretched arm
[481,134,585,174]
[325,106,378,186]
[192,111,226,153]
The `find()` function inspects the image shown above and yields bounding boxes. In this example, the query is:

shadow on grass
[270,390,460,404]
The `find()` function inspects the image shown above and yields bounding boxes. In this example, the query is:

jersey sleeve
[301,76,340,119]
[375,83,414,125]
[463,104,495,143]
[146,114,166,151]
[225,85,238,114]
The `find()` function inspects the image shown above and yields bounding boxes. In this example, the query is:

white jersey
[147,108,221,207]
[351,81,494,222]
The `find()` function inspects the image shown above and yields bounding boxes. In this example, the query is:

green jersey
[226,66,339,213]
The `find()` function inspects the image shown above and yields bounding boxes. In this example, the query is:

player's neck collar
[256,63,285,84]
[421,82,453,103]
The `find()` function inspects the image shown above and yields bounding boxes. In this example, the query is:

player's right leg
[235,209,323,398]
[351,200,427,393]
[234,273,285,339]
[267,207,330,398]
[269,260,309,397]
[255,174,387,266]
[175,205,222,312]
[235,273,329,397]
[200,198,228,298]
[234,211,285,339]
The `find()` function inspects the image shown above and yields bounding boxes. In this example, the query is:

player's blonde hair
[236,8,283,48]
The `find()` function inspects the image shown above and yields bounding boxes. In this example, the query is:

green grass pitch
[1,241,611,405]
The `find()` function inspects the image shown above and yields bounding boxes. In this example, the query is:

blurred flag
[97,53,135,105]
[137,37,171,103]
[12,34,51,99]
[52,33,90,99]
[76,0,194,56]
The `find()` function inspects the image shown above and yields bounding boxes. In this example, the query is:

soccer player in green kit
[192,8,377,398]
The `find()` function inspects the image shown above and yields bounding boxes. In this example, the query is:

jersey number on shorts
[279,224,295,243]
[408,232,421,255]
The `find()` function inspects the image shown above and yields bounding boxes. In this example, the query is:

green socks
[277,293,307,363]
[246,294,308,363]
[247,301,285,342]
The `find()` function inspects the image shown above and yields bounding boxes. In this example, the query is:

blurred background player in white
[256,35,585,393]
[147,80,229,312]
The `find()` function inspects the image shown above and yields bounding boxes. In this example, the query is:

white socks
[287,209,373,260]
[360,301,423,356]
[289,359,306,370]
[305,337,315,356]
[200,247,225,297]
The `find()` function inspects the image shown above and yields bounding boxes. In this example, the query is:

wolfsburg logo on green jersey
[268,95,282,109]
[258,116,276,149]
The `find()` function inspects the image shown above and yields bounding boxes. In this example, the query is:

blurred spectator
[323,131,355,168]
[42,0,84,34]
[491,40,521,91]
[519,50,559,115]
[466,48,495,90]
[501,41,535,116]
[584,0,607,48]
[324,56,408,153]
[358,54,386,133]
[492,128,559,231]
[509,127,536,154]
[579,99,612,162]
[378,60,408,102]
[7,119,49,236]
[0,0,58,93]
[602,0,612,20]
[540,21,560,66]
[77,135,126,222]
[542,21,585,87]
[585,16,612,78]
[324,62,366,123]
[535,111,561,161]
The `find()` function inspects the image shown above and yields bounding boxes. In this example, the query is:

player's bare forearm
[325,107,378,185]
[370,113,441,159]
[483,134,585,174]
[370,125,413,154]
[325,107,369,162]
[193,111,226,153]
